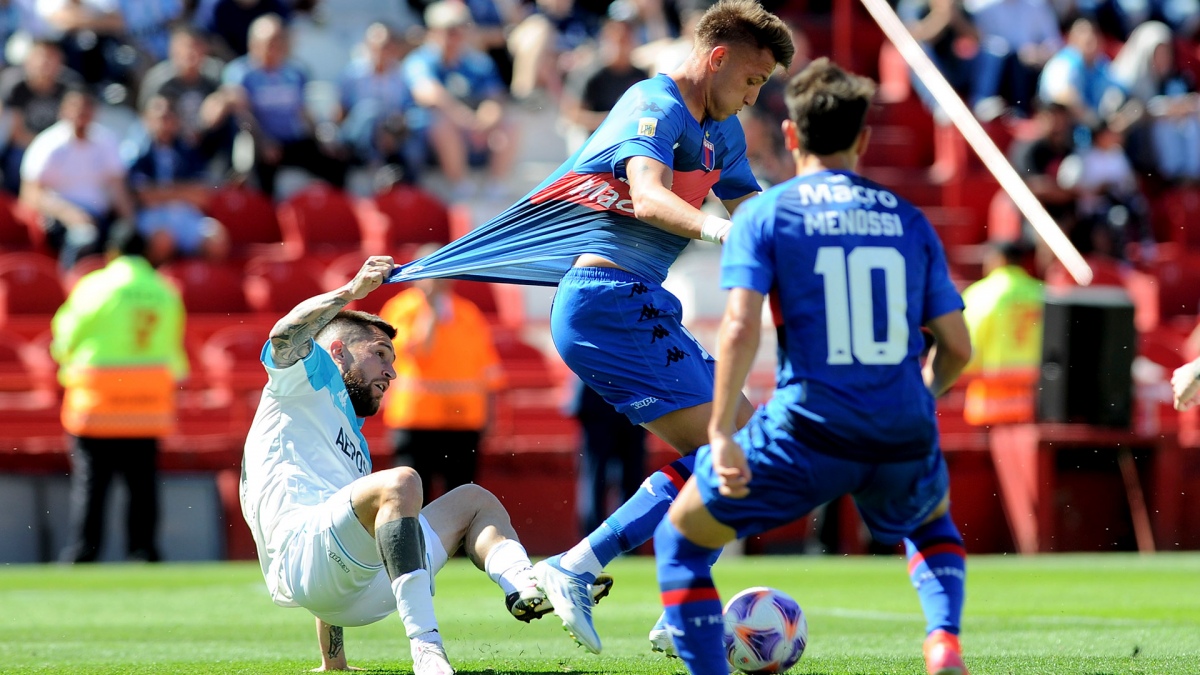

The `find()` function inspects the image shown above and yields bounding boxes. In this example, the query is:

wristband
[700,215,733,244]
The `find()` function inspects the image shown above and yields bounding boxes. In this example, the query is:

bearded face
[343,364,384,417]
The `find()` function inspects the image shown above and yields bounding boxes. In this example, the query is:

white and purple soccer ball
[723,586,808,674]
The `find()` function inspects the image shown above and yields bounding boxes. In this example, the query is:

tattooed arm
[313,617,359,671]
[269,256,395,368]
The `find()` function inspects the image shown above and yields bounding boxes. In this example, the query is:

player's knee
[442,482,501,514]
[379,467,423,510]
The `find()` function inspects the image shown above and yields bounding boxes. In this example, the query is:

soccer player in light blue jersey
[654,58,974,675]
[389,0,795,656]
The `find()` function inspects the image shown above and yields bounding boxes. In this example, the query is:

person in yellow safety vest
[51,225,189,563]
[960,241,1044,425]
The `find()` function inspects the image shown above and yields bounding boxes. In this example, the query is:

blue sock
[904,512,967,635]
[579,455,697,571]
[655,518,727,675]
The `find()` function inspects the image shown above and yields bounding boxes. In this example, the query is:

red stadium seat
[0,329,54,394]
[0,252,65,324]
[161,260,251,314]
[370,185,451,249]
[0,191,33,251]
[200,324,269,404]
[243,256,326,314]
[203,184,283,258]
[60,254,107,292]
[276,183,364,258]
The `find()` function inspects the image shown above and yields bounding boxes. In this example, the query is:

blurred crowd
[0,0,808,271]
[901,0,1200,264]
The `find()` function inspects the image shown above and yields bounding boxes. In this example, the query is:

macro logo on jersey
[530,169,723,215]
[796,179,905,237]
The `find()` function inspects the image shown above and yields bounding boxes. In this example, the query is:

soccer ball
[723,586,808,674]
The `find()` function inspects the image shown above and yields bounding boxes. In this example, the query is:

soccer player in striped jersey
[654,59,973,675]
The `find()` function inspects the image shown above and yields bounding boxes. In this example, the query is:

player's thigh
[550,269,724,430]
[281,485,389,621]
[642,396,755,455]
[852,450,951,545]
[692,410,869,540]
[668,477,739,549]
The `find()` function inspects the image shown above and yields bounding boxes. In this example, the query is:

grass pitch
[1,553,1197,674]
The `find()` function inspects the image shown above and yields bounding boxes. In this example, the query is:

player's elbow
[629,189,660,222]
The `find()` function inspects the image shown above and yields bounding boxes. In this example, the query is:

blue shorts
[694,408,949,545]
[550,267,716,425]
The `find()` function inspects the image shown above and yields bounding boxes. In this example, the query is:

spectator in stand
[1037,18,1123,129]
[139,25,236,171]
[1057,119,1151,258]
[507,0,599,103]
[335,22,422,185]
[126,95,229,264]
[898,0,978,109]
[36,0,148,100]
[1110,21,1200,182]
[559,7,648,154]
[53,225,188,563]
[0,38,82,194]
[193,0,291,59]
[20,88,136,269]
[403,1,516,201]
[222,13,347,198]
[970,0,1062,119]
[378,244,504,505]
[959,241,1043,425]
[1010,100,1077,245]
[114,0,184,64]
[567,378,647,537]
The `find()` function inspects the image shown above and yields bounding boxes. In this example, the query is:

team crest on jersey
[702,138,715,171]
[637,117,658,137]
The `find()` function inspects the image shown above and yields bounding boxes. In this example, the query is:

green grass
[1,554,1198,674]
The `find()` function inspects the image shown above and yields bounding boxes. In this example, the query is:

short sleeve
[721,194,775,294]
[403,51,438,89]
[918,215,966,322]
[262,339,339,397]
[221,58,248,87]
[609,87,687,177]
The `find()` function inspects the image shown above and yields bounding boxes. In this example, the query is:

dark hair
[990,239,1028,265]
[316,310,397,344]
[107,221,146,258]
[694,0,794,70]
[784,57,876,155]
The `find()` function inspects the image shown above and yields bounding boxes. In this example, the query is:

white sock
[483,539,533,596]
[560,539,604,580]
[392,570,438,639]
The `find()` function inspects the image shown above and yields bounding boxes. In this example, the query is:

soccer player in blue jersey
[388,0,795,656]
[653,58,974,675]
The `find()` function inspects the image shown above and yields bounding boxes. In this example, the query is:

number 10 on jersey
[813,246,908,366]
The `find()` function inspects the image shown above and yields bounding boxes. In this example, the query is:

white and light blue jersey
[240,339,372,604]
[722,170,964,461]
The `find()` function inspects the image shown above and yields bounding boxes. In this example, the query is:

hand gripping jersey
[388,74,759,287]
[722,170,965,462]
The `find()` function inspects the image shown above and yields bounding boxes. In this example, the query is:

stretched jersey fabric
[240,340,372,607]
[388,74,759,287]
[722,170,964,462]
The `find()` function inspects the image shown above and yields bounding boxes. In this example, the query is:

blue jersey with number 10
[722,170,964,462]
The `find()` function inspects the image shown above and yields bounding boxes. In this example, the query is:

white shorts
[274,484,450,627]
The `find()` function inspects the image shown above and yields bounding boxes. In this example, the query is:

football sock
[483,539,533,596]
[904,512,967,635]
[655,518,727,675]
[393,571,439,638]
[378,518,438,638]
[561,455,697,583]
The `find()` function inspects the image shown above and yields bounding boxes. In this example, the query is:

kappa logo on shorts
[328,550,350,574]
[631,396,659,410]
[651,325,670,343]
[628,282,649,297]
[638,304,664,321]
[665,347,687,366]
